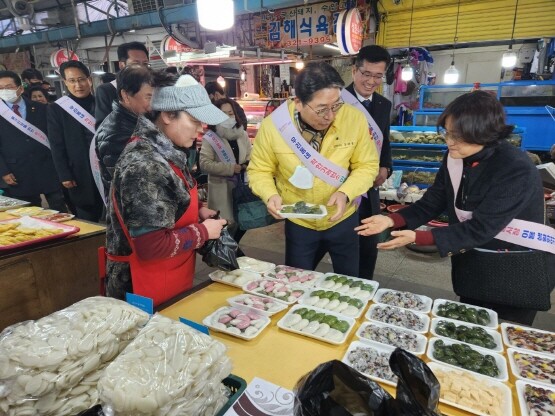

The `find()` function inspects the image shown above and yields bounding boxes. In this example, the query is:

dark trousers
[285,213,359,277]
[358,188,380,279]
[459,297,537,326]
[14,190,67,213]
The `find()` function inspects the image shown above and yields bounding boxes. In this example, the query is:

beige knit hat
[150,75,228,125]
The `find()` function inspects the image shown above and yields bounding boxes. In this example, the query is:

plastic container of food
[209,269,262,288]
[428,361,512,416]
[314,273,378,301]
[298,289,369,319]
[501,322,555,356]
[202,306,271,341]
[430,317,503,353]
[264,265,322,288]
[236,257,276,274]
[226,294,288,317]
[432,299,498,329]
[516,379,555,416]
[373,288,432,313]
[342,340,397,386]
[243,279,304,305]
[0,195,30,211]
[426,337,508,382]
[365,304,430,334]
[277,304,356,345]
[356,321,427,355]
[6,207,55,217]
[507,348,555,387]
[277,203,327,219]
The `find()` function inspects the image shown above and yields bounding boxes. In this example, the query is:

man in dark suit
[0,70,65,211]
[94,42,149,128]
[345,45,393,279]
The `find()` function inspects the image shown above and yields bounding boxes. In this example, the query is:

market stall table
[0,211,105,330]
[160,281,522,416]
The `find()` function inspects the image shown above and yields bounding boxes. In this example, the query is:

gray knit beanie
[150,75,228,125]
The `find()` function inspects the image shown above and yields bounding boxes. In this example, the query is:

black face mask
[29,82,42,87]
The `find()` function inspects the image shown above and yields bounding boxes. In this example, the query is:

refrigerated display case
[235,99,286,140]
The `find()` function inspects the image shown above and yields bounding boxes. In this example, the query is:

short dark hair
[117,42,149,62]
[26,85,47,99]
[100,72,116,83]
[21,68,43,81]
[116,65,153,101]
[205,81,225,97]
[59,61,90,79]
[353,45,391,68]
[294,62,344,104]
[437,90,513,145]
[0,70,22,87]
[145,70,179,122]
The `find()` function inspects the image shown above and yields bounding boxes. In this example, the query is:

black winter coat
[94,82,118,129]
[0,97,60,197]
[47,94,101,207]
[94,101,139,199]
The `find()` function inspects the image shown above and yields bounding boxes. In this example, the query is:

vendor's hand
[62,180,77,189]
[327,191,348,222]
[267,194,283,219]
[2,173,17,185]
[355,214,394,236]
[233,164,242,174]
[203,218,227,239]
[199,207,217,221]
[377,230,416,250]
[372,167,389,188]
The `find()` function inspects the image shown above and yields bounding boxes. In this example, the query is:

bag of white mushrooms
[0,297,150,416]
[98,314,232,416]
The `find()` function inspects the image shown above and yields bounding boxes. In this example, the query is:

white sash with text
[0,100,50,149]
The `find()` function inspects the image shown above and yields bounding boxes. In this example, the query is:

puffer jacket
[94,101,139,199]
[248,100,379,231]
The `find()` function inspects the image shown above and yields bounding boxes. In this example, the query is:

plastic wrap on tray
[0,297,149,416]
[98,314,232,416]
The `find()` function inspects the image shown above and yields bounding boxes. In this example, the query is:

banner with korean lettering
[253,0,371,49]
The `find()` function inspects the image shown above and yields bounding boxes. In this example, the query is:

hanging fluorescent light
[197,0,234,31]
[240,70,246,81]
[502,46,518,68]
[46,70,58,79]
[443,61,459,84]
[324,43,341,51]
[217,75,226,87]
[401,64,413,81]
[295,60,305,70]
[91,65,106,75]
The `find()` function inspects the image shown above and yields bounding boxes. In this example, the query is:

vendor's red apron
[107,163,198,306]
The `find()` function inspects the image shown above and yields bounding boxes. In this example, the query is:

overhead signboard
[50,50,79,68]
[336,8,364,55]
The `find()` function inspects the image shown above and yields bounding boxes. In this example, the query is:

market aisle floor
[193,222,555,332]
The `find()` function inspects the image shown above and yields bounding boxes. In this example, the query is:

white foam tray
[507,347,555,387]
[501,322,555,356]
[430,317,503,353]
[428,361,512,416]
[208,269,262,289]
[516,379,555,416]
[243,279,305,305]
[431,298,498,329]
[426,336,508,382]
[314,273,379,301]
[298,289,369,319]
[365,304,430,334]
[356,321,427,355]
[276,304,356,346]
[263,265,322,288]
[202,306,271,341]
[226,294,288,317]
[342,340,397,387]
[277,203,327,219]
[373,288,432,313]
[237,256,276,274]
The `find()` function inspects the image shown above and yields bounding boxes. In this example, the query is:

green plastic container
[216,374,248,416]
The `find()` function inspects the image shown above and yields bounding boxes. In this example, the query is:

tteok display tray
[0,216,80,251]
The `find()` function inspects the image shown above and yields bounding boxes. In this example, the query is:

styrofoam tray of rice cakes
[263,265,322,288]
[516,379,555,416]
[209,269,262,288]
[226,293,288,317]
[202,306,270,340]
[243,279,305,305]
[366,304,430,334]
[342,340,398,386]
[373,288,432,313]
[431,317,504,353]
[356,321,427,355]
[432,299,498,329]
[277,304,356,345]
[501,322,555,356]
[428,362,512,416]
[277,203,327,219]
[298,289,368,319]
[427,337,508,382]
[315,273,378,301]
[236,256,276,274]
[507,347,555,387]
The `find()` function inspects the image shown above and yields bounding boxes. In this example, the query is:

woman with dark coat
[357,90,555,325]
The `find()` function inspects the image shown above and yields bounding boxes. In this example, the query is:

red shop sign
[50,50,80,68]
[336,8,364,55]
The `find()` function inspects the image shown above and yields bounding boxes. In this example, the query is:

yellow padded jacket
[248,100,379,231]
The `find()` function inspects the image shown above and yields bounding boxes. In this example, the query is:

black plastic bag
[293,350,441,416]
[197,226,239,271]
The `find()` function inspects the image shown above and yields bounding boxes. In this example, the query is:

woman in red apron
[104,72,228,306]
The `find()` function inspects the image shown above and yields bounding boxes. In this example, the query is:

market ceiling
[0,0,312,52]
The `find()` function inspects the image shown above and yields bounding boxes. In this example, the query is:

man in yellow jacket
[248,62,379,276]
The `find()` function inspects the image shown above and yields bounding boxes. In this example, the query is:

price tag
[125,292,154,315]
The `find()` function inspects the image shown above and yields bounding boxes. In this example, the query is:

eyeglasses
[65,77,89,85]
[356,68,385,82]
[438,128,463,142]
[0,84,19,90]
[306,101,344,118]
